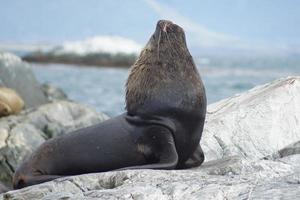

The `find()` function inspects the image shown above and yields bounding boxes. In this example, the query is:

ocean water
[32,63,300,117]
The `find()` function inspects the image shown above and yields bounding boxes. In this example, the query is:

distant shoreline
[22,51,137,68]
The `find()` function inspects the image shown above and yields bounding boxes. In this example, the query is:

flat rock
[1,155,299,200]
[1,76,300,199]
[0,52,48,108]
[0,101,108,186]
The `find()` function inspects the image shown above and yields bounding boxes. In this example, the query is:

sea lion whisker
[157,30,162,60]
[163,23,168,32]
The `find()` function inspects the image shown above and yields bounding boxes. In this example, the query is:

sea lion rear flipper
[177,145,205,169]
[117,127,178,170]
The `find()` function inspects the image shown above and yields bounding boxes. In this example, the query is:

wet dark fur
[12,20,206,190]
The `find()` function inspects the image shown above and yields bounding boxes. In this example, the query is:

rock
[266,140,300,160]
[0,101,108,186]
[41,84,68,102]
[1,77,300,199]
[0,52,48,108]
[278,141,300,158]
[0,182,8,194]
[201,76,300,161]
[1,156,299,200]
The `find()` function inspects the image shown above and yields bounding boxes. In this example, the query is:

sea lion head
[0,87,24,117]
[0,102,12,117]
[126,20,203,115]
[144,20,189,60]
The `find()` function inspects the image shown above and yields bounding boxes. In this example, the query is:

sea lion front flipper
[117,127,178,170]
[177,145,205,169]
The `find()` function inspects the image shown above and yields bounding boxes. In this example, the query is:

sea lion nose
[157,20,174,32]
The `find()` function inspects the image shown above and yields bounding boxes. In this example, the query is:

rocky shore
[1,52,300,199]
[0,52,109,187]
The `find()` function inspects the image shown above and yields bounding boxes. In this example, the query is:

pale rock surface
[0,52,48,108]
[0,101,108,186]
[41,83,68,102]
[1,77,300,199]
[1,155,300,200]
[201,76,300,161]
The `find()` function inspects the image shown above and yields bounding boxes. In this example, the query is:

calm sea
[32,63,300,117]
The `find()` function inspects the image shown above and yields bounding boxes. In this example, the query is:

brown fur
[126,20,205,113]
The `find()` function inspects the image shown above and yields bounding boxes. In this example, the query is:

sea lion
[13,20,206,189]
[0,87,24,117]
[126,20,206,168]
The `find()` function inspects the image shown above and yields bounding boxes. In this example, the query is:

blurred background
[0,0,299,116]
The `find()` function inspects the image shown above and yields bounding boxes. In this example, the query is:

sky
[0,0,299,54]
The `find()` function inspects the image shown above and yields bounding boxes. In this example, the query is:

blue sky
[0,0,299,53]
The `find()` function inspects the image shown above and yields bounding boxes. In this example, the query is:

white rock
[0,52,48,107]
[2,157,300,200]
[0,52,22,66]
[202,76,300,161]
